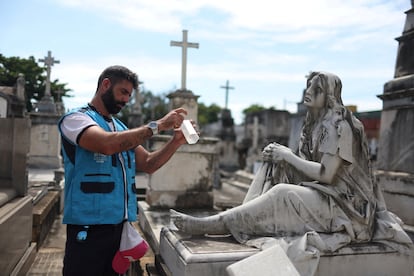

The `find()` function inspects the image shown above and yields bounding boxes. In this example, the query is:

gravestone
[128,85,144,128]
[139,31,220,261]
[288,85,307,153]
[28,51,62,169]
[0,73,27,118]
[217,81,239,171]
[376,1,414,234]
[145,29,219,209]
[168,29,200,122]
[217,109,239,171]
[0,80,36,275]
[201,110,238,172]
[145,135,219,209]
[26,51,64,251]
[244,109,291,173]
[159,227,412,276]
[55,89,66,116]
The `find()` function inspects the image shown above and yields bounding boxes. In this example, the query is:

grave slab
[159,227,413,276]
[226,244,300,276]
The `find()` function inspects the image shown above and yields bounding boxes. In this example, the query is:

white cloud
[55,0,407,35]
[47,0,407,123]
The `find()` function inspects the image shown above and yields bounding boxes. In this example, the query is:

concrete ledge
[32,191,61,249]
[0,196,33,275]
[377,170,414,225]
[138,202,219,255]
[159,227,413,276]
[10,242,37,276]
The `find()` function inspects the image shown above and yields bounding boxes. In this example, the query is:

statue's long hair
[300,72,370,171]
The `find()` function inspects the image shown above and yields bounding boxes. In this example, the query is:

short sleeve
[319,120,353,163]
[60,112,97,144]
[337,121,353,163]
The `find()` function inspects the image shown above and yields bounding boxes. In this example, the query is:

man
[58,65,189,275]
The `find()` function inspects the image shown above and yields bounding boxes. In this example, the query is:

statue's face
[304,75,325,109]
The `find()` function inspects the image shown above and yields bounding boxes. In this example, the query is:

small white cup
[180,120,199,144]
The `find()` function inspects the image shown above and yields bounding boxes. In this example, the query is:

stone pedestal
[28,113,62,169]
[0,118,36,275]
[0,196,36,276]
[377,2,414,235]
[32,190,61,249]
[167,90,199,123]
[376,170,414,235]
[0,118,31,197]
[145,135,219,209]
[158,227,413,276]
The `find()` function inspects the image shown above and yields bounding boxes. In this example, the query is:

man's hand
[157,108,187,131]
[173,119,199,145]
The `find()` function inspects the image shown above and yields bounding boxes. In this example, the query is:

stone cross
[170,30,199,91]
[131,80,144,114]
[220,80,234,109]
[38,51,60,98]
[55,89,65,115]
[55,89,64,102]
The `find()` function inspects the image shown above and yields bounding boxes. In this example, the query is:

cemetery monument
[28,50,62,169]
[0,74,35,275]
[376,0,414,233]
[140,30,219,243]
[167,71,414,276]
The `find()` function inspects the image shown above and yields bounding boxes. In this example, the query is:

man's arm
[78,108,187,155]
[78,125,153,156]
[135,129,186,174]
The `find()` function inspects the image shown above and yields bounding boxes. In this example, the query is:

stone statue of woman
[170,72,412,265]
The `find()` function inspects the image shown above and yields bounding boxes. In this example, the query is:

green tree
[242,104,267,116]
[198,102,221,127]
[140,90,169,123]
[0,54,71,112]
[117,88,170,126]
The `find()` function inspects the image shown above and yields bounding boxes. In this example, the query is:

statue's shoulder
[320,118,353,162]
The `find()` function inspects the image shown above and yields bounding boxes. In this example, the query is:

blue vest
[58,105,137,225]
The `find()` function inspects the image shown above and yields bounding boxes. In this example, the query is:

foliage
[242,104,267,115]
[198,102,221,126]
[0,53,71,112]
[117,88,170,125]
[117,89,223,128]
[140,90,169,122]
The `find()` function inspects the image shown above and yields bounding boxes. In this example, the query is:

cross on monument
[220,80,234,109]
[38,50,60,98]
[55,89,64,102]
[170,30,199,91]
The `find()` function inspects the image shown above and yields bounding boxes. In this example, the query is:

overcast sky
[0,0,410,124]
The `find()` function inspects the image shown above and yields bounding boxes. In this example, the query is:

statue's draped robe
[226,119,412,275]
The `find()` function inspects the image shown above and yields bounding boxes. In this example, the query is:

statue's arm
[264,143,342,185]
[284,152,342,184]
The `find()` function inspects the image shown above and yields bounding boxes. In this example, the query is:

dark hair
[97,65,139,91]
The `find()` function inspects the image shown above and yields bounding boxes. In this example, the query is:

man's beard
[101,86,125,114]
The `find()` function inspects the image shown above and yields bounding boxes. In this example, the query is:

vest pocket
[81,182,115,193]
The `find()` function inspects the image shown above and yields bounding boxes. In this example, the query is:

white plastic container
[180,120,199,144]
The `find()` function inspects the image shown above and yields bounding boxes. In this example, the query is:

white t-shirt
[60,112,114,144]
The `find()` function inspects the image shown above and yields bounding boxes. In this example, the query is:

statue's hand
[271,143,293,162]
[262,143,277,162]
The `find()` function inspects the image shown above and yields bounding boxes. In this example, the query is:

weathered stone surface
[159,227,413,276]
[146,135,219,209]
[226,244,300,276]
